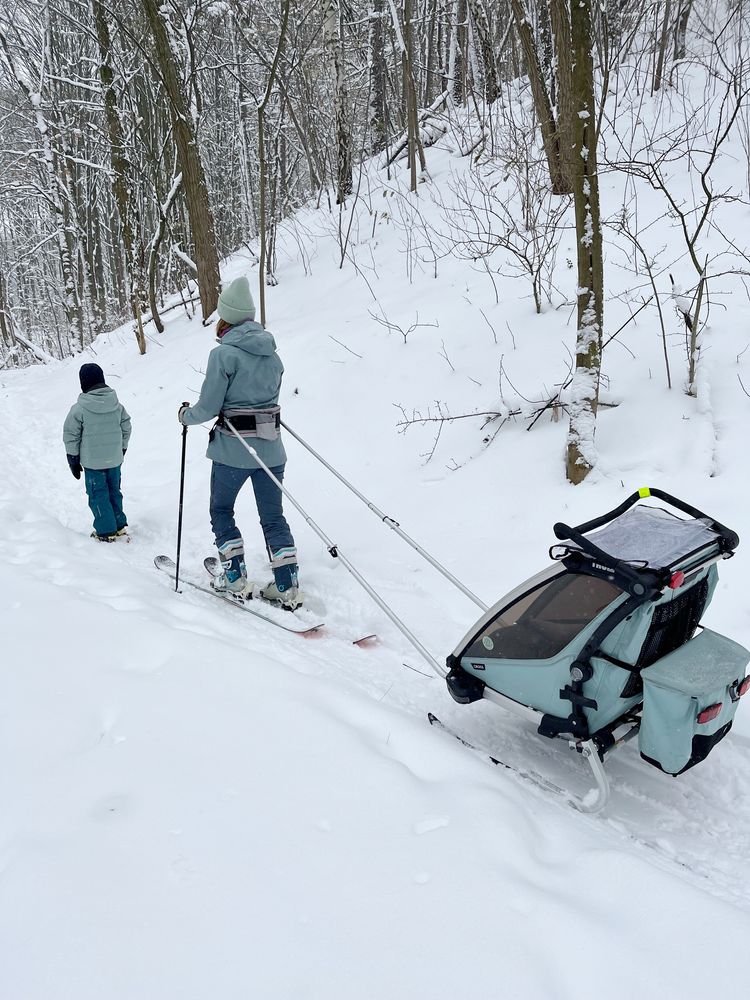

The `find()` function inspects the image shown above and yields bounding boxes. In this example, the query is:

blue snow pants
[209,462,297,588]
[84,465,127,536]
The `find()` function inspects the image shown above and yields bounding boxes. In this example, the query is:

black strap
[216,411,281,433]
[217,412,256,432]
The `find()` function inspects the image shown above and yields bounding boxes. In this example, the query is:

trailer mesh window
[636,578,709,668]
[464,573,622,661]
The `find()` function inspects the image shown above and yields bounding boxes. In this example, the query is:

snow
[3,100,750,998]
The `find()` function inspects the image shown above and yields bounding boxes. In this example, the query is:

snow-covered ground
[2,116,750,998]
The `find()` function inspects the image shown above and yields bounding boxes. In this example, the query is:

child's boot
[91,530,117,543]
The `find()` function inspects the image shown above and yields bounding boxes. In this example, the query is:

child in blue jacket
[63,363,132,541]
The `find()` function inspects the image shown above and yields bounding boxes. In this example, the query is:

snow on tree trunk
[566,0,604,485]
[369,0,388,154]
[0,27,84,352]
[141,0,220,323]
[673,1,692,61]
[323,0,353,204]
[467,0,499,105]
[509,0,568,195]
[91,0,145,355]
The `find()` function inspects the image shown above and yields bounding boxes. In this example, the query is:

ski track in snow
[2,358,750,919]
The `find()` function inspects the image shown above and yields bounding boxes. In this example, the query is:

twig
[329,335,363,359]
[479,307,498,344]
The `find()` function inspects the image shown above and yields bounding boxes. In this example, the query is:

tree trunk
[673,0,692,61]
[369,0,388,154]
[566,0,604,484]
[92,0,145,353]
[451,0,468,104]
[549,0,575,192]
[510,0,568,194]
[403,0,426,190]
[142,0,220,322]
[322,0,353,203]
[257,0,292,326]
[653,0,673,93]
[0,270,16,351]
[467,0,499,104]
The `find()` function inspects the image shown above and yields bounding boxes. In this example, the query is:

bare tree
[92,0,146,354]
[323,0,353,202]
[509,0,569,194]
[141,0,220,322]
[566,0,604,484]
[257,0,292,325]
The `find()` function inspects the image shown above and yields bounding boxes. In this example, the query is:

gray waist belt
[215,406,281,442]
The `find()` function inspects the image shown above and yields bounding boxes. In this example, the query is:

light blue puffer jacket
[63,387,132,470]
[181,321,287,471]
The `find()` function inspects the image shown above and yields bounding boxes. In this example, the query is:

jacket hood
[220,321,277,357]
[78,386,120,413]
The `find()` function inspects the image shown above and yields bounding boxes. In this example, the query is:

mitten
[67,454,82,480]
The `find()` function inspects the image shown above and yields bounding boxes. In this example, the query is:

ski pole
[223,418,447,678]
[281,420,488,612]
[175,406,189,592]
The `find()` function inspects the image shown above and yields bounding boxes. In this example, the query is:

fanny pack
[213,405,281,442]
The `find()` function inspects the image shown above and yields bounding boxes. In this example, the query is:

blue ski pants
[209,462,297,586]
[85,465,127,536]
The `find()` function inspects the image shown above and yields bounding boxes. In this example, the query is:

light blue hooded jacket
[63,386,131,470]
[181,321,287,470]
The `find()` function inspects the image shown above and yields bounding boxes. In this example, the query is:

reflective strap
[217,406,281,442]
[270,546,297,569]
[218,537,245,560]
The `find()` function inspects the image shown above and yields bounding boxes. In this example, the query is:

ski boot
[91,531,116,543]
[261,561,303,610]
[211,554,250,596]
[260,581,303,611]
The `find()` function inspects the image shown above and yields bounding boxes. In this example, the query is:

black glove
[178,403,189,424]
[67,454,82,480]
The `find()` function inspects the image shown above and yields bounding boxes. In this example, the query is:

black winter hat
[79,363,106,393]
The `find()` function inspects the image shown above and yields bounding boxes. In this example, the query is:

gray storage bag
[639,628,750,775]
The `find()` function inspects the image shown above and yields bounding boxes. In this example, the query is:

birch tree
[323,0,353,202]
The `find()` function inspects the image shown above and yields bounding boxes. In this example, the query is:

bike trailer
[444,488,750,811]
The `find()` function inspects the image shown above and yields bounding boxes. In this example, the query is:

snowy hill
[2,123,750,996]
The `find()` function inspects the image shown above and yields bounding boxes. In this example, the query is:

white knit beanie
[217,276,256,324]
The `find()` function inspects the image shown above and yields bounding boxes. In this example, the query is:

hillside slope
[2,121,750,997]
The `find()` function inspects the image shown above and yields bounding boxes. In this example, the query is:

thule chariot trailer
[445,488,750,812]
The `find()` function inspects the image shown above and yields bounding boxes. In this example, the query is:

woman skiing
[178,276,301,609]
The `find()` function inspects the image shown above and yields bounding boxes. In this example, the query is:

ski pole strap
[214,406,281,441]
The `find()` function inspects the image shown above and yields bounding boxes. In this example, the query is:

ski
[352,633,378,647]
[427,713,571,801]
[203,556,376,647]
[154,555,324,636]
